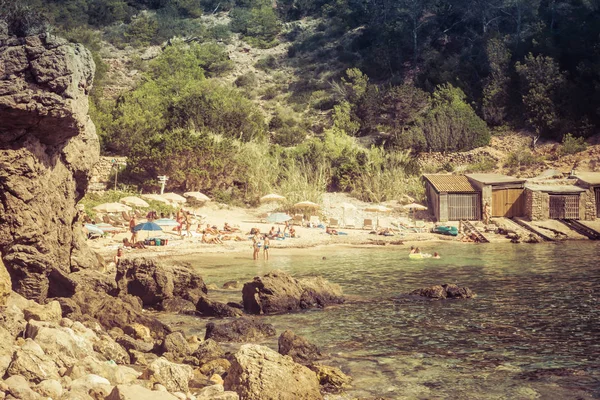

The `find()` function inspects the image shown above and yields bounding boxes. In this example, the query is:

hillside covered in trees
[2,0,598,203]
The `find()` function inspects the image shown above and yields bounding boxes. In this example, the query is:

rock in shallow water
[278,330,321,365]
[242,270,344,315]
[204,318,276,342]
[408,283,475,299]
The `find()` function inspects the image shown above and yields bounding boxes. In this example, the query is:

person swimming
[433,252,441,259]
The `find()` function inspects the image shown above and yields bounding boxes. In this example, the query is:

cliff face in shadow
[0,33,100,302]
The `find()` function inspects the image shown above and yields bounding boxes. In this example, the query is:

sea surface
[165,242,600,399]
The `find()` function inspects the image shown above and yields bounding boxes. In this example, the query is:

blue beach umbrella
[84,224,104,236]
[153,218,179,227]
[266,213,292,223]
[133,221,163,232]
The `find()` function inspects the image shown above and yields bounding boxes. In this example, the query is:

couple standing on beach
[252,233,269,260]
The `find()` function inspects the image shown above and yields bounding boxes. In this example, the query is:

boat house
[466,174,527,218]
[423,174,481,222]
[524,183,588,220]
[573,172,600,219]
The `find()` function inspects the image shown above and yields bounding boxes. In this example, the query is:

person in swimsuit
[263,235,270,260]
[252,233,261,260]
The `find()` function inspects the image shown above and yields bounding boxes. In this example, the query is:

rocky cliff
[0,33,100,302]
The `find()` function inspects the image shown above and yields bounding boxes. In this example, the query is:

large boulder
[4,374,42,400]
[242,271,344,314]
[205,318,276,342]
[67,355,141,385]
[0,33,100,302]
[22,300,62,323]
[69,291,171,339]
[6,339,60,383]
[196,296,243,318]
[191,339,224,365]
[162,331,191,359]
[115,258,207,307]
[24,320,95,368]
[93,334,130,365]
[278,330,321,365]
[106,384,179,400]
[224,344,322,400]
[143,357,194,392]
[409,284,475,299]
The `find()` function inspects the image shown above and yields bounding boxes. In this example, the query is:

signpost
[112,159,127,190]
[158,175,169,195]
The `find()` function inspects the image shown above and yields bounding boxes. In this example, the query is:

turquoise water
[168,242,600,399]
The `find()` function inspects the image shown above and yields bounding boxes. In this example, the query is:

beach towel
[338,232,348,235]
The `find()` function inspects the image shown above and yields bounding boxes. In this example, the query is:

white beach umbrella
[141,194,171,204]
[184,191,211,202]
[260,193,286,203]
[93,202,132,213]
[119,196,149,208]
[161,193,187,204]
[403,202,428,222]
[364,205,392,228]
[293,201,320,209]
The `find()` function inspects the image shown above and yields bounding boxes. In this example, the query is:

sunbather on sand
[122,238,146,249]
[223,222,241,233]
[378,227,395,236]
[326,226,338,235]
[289,226,296,238]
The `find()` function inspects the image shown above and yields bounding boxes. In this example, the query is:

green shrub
[464,158,497,173]
[560,133,587,156]
[124,12,158,47]
[235,72,257,88]
[505,149,544,169]
[0,1,49,37]
[262,85,279,100]
[208,24,232,42]
[255,55,278,70]
[417,84,490,152]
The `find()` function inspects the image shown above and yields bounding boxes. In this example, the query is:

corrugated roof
[574,172,600,185]
[423,174,478,193]
[466,173,527,185]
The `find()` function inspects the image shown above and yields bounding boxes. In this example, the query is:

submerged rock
[196,296,243,318]
[309,364,352,393]
[242,270,344,315]
[278,330,321,365]
[408,284,475,299]
[224,344,322,400]
[204,318,276,342]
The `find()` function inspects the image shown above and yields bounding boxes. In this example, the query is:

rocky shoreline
[0,257,352,400]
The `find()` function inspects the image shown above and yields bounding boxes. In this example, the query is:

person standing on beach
[129,216,137,244]
[483,201,491,225]
[185,212,192,238]
[176,208,184,236]
[252,233,261,260]
[263,235,270,260]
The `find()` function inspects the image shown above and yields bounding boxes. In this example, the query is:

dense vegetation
[2,0,598,204]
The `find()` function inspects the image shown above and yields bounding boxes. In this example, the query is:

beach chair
[363,219,374,230]
[414,220,428,233]
[109,215,127,227]
[292,214,304,226]
[329,218,339,228]
[343,218,356,229]
[102,215,112,225]
[309,215,321,227]
[121,211,131,222]
[93,216,102,225]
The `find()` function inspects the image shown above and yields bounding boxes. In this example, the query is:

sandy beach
[88,193,460,262]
